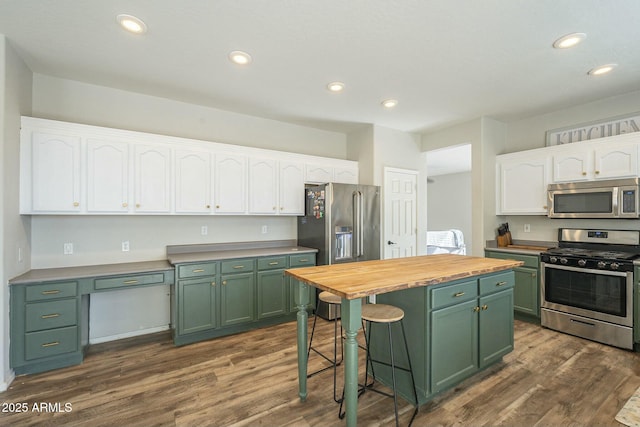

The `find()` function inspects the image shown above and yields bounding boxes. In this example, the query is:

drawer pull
[123,280,139,285]
[233,265,244,269]
[268,262,279,266]
[496,281,508,287]
[454,292,465,297]
[192,269,205,273]
[298,259,309,263]
[41,313,60,319]
[42,341,60,348]
[41,290,60,295]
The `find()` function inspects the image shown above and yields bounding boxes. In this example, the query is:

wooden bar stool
[307,291,343,403]
[340,303,419,427]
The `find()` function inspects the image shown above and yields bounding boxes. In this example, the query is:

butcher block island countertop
[284,254,524,427]
[285,253,524,299]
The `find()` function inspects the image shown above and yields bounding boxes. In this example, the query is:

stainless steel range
[541,228,640,350]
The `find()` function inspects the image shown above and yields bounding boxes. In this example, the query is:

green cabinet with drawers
[485,249,540,319]
[374,270,515,406]
[173,252,316,346]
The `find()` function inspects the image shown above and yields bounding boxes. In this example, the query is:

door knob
[387,240,397,245]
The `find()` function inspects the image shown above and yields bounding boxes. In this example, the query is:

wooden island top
[284,253,524,299]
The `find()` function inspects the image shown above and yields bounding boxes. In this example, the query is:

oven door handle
[542,262,630,277]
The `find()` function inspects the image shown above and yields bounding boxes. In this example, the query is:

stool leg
[387,322,400,427]
[332,313,344,402]
[306,298,321,371]
[400,320,419,426]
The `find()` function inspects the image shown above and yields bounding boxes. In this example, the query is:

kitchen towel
[616,386,640,427]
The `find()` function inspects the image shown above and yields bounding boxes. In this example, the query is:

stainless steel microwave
[547,178,640,219]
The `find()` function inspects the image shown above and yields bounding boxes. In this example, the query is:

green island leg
[295,281,310,401]
[341,297,362,427]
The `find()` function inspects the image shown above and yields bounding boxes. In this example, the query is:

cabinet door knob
[582,171,587,176]
[473,306,480,313]
[595,170,600,174]
[73,202,79,207]
[122,202,128,208]
[481,304,488,310]
[222,280,227,285]
[136,203,141,208]
[206,205,211,209]
[211,282,216,286]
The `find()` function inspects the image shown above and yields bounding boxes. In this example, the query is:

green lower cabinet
[257,270,287,319]
[178,277,218,335]
[431,299,479,393]
[485,250,540,319]
[221,272,256,326]
[479,288,514,367]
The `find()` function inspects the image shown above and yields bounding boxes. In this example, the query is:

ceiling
[1,0,639,135]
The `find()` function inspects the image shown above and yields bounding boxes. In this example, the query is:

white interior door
[384,167,418,259]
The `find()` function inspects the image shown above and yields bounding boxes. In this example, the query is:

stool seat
[319,291,342,305]
[361,303,404,323]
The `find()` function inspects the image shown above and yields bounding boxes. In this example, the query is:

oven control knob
[549,256,558,263]
[577,259,587,267]
[597,261,607,269]
[610,262,620,270]
[559,257,568,265]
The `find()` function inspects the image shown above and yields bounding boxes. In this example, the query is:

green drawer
[25,282,78,302]
[94,273,166,290]
[178,262,218,279]
[25,326,78,360]
[479,272,514,295]
[221,259,255,274]
[485,251,539,268]
[289,253,316,267]
[26,299,77,332]
[431,280,478,310]
[258,256,288,271]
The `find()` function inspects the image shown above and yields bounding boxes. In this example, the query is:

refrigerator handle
[353,190,364,257]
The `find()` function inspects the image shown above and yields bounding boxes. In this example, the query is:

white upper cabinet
[87,138,129,213]
[174,149,212,214]
[214,152,247,214]
[496,151,551,215]
[553,141,639,182]
[278,161,304,215]
[20,117,359,215]
[249,157,278,214]
[28,130,82,213]
[134,144,172,213]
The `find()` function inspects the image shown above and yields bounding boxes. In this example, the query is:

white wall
[427,172,472,251]
[27,75,350,343]
[1,36,32,390]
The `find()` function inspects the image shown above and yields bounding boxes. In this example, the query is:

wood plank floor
[2,318,640,426]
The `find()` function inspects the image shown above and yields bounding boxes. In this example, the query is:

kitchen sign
[546,112,640,146]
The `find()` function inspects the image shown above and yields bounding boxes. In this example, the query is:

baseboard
[0,370,16,392]
[89,325,170,345]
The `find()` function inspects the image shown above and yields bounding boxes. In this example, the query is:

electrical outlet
[122,241,130,252]
[63,242,73,255]
[524,224,531,233]
[261,225,268,234]
[201,226,208,236]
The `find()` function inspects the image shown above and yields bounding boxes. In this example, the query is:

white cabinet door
[305,163,333,184]
[31,131,82,213]
[594,144,638,180]
[497,155,550,215]
[215,153,247,214]
[134,145,172,213]
[87,139,129,213]
[175,149,212,214]
[553,152,590,182]
[279,161,304,215]
[334,166,358,184]
[249,157,278,214]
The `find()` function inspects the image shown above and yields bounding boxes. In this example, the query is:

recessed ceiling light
[381,99,398,108]
[588,64,617,76]
[229,51,252,65]
[116,14,147,34]
[327,82,345,92]
[553,32,586,49]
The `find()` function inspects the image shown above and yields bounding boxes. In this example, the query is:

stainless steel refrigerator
[297,183,381,319]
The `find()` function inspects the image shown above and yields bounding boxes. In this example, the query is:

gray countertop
[9,260,173,285]
[166,240,318,264]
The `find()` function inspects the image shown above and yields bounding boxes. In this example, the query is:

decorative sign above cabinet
[546,112,640,146]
